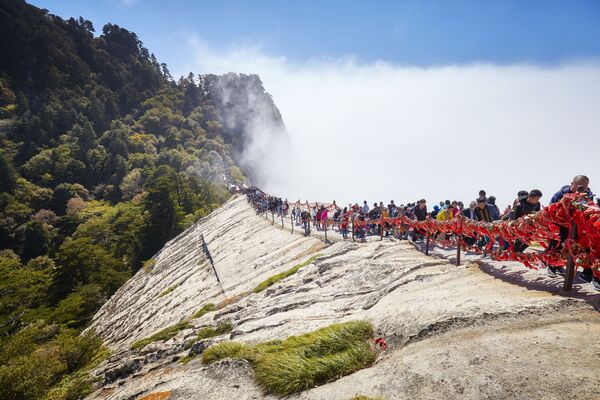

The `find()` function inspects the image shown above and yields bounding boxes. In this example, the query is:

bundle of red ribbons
[293,194,600,278]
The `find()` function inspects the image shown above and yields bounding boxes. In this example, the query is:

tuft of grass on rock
[202,341,249,364]
[202,320,377,396]
[131,321,191,351]
[157,284,178,298]
[179,354,195,365]
[252,254,321,293]
[192,303,216,319]
[351,396,384,400]
[143,258,156,273]
[196,320,233,340]
[184,321,233,350]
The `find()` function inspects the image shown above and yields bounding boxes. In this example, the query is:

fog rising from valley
[183,38,600,208]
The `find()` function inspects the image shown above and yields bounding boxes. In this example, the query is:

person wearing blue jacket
[474,198,499,222]
[546,175,598,291]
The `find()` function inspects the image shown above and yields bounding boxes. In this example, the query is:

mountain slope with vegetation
[0,1,284,398]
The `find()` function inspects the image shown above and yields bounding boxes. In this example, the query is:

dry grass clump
[183,321,233,352]
[130,321,191,350]
[196,320,232,341]
[142,258,156,273]
[252,255,321,293]
[157,284,178,298]
[191,303,216,319]
[202,320,377,396]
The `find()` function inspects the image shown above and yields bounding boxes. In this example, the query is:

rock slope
[86,195,600,400]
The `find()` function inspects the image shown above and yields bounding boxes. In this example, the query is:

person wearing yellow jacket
[435,203,456,241]
[436,203,456,221]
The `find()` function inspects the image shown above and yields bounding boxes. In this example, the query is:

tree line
[0,1,281,398]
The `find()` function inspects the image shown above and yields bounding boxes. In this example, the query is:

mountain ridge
[84,195,600,399]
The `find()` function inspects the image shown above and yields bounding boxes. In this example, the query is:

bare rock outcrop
[86,195,600,400]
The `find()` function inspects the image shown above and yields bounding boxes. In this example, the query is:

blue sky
[30,0,600,76]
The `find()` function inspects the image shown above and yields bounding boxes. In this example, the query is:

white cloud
[182,36,600,208]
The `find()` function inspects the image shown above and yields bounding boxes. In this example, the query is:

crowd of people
[245,175,599,291]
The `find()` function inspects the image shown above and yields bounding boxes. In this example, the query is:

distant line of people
[244,175,598,291]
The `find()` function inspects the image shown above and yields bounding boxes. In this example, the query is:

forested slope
[0,1,284,398]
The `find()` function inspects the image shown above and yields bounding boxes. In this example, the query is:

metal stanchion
[291,214,294,234]
[456,234,462,266]
[351,219,355,241]
[563,220,578,291]
[324,219,328,242]
[425,234,430,255]
[281,213,284,229]
[456,216,463,266]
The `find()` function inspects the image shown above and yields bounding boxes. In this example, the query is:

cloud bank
[181,37,600,208]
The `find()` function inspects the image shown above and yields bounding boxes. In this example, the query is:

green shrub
[43,373,93,400]
[130,321,191,350]
[0,329,102,400]
[192,303,216,319]
[252,255,321,293]
[202,321,377,396]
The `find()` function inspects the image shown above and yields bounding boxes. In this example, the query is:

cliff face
[86,195,321,351]
[202,73,287,184]
[87,196,600,400]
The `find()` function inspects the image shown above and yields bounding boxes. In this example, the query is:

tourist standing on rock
[362,201,369,215]
[388,200,397,218]
[301,210,311,236]
[474,198,499,222]
[514,190,542,220]
[513,189,543,253]
[340,207,350,239]
[461,201,478,246]
[320,206,328,231]
[544,175,598,290]
[412,199,428,241]
[316,207,323,230]
[474,197,498,249]
[488,196,500,218]
[430,205,440,219]
[463,201,477,220]
[479,190,487,202]
[436,203,456,221]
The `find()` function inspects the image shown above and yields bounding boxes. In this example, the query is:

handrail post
[291,214,294,234]
[456,216,462,266]
[563,219,578,291]
[425,234,430,255]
